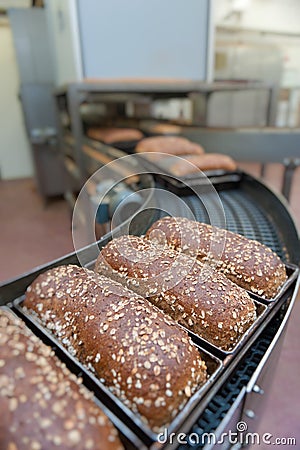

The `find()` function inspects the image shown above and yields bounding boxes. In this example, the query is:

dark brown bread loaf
[169,153,237,175]
[95,236,256,350]
[135,136,204,155]
[146,217,287,298]
[87,127,143,143]
[0,309,123,450]
[24,265,207,432]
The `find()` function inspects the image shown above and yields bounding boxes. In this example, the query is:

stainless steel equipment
[54,80,279,212]
[9,8,65,201]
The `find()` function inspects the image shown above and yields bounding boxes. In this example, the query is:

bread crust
[169,153,237,175]
[146,217,287,298]
[135,136,204,155]
[96,236,256,350]
[149,123,182,135]
[24,265,207,431]
[0,309,123,450]
[87,127,143,143]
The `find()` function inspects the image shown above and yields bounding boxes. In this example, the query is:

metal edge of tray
[109,140,143,154]
[12,296,223,446]
[0,305,145,450]
[133,155,243,190]
[154,173,242,195]
[221,281,298,367]
[85,136,143,154]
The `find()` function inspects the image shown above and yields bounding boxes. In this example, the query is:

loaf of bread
[149,123,182,135]
[135,136,204,155]
[146,217,287,298]
[0,308,123,450]
[169,153,237,176]
[24,265,207,431]
[87,127,143,143]
[95,236,256,350]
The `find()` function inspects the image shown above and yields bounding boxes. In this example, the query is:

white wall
[214,0,300,33]
[214,0,300,127]
[0,21,33,179]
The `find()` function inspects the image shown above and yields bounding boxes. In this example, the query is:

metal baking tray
[134,153,242,191]
[110,140,142,154]
[12,296,222,447]
[1,305,144,450]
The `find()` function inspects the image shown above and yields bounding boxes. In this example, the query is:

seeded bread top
[87,127,143,143]
[0,308,123,450]
[169,153,237,175]
[24,265,207,431]
[96,236,256,350]
[135,136,204,155]
[146,216,287,298]
[149,123,182,135]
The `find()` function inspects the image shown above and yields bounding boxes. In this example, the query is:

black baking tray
[11,296,222,446]
[110,140,142,154]
[1,305,144,450]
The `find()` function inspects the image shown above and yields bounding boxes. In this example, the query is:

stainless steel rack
[54,80,300,205]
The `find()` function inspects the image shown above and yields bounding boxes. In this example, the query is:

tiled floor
[0,164,299,449]
[0,178,73,282]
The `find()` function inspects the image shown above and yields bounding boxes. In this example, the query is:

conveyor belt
[178,306,286,449]
[182,189,287,261]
